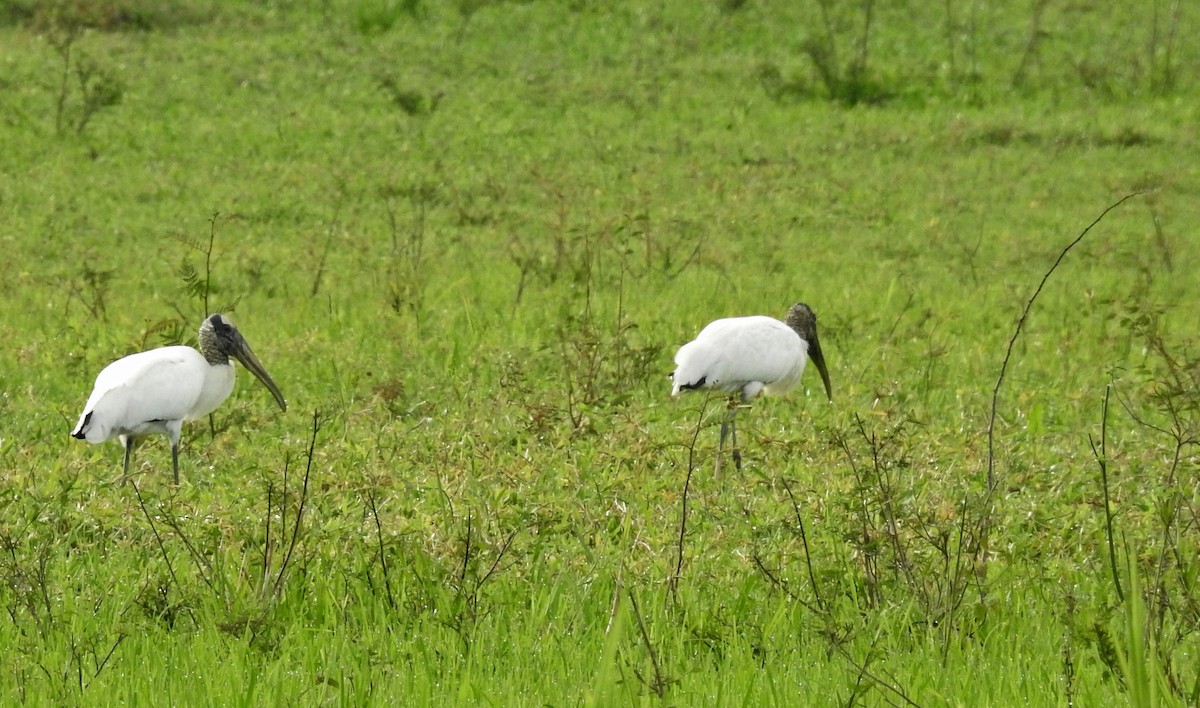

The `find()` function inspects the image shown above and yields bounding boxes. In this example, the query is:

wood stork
[71,313,287,484]
[670,302,832,472]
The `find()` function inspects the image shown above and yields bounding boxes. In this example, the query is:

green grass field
[2,0,1199,704]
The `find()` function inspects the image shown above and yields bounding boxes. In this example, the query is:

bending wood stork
[71,313,287,484]
[670,302,832,472]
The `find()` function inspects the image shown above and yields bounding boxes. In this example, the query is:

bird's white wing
[75,346,207,443]
[672,316,806,398]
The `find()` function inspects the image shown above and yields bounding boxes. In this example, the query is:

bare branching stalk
[201,214,217,317]
[50,25,80,135]
[365,488,396,610]
[803,0,881,104]
[67,264,112,322]
[857,415,919,599]
[128,481,199,629]
[458,513,474,603]
[834,425,881,609]
[983,192,1145,597]
[751,554,794,599]
[751,554,823,613]
[627,588,669,698]
[158,509,216,594]
[261,477,276,596]
[129,480,179,589]
[1090,383,1123,602]
[1111,317,1200,701]
[781,479,825,610]
[479,532,517,589]
[47,25,122,137]
[670,396,711,599]
[1012,0,1051,88]
[445,507,519,649]
[383,180,433,328]
[271,410,319,599]
[1148,0,1183,94]
[987,193,1145,491]
[852,0,876,83]
[173,210,236,444]
[830,636,921,708]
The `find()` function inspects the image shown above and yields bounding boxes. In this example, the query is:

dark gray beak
[809,335,832,401]
[232,335,287,411]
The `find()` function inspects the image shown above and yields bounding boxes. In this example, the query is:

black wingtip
[70,412,91,439]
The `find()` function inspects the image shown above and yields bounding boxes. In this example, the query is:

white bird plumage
[71,314,287,483]
[671,302,832,472]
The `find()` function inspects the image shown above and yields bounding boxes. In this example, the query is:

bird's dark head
[784,303,816,334]
[198,314,238,362]
[208,312,234,335]
[785,302,832,401]
[198,314,288,412]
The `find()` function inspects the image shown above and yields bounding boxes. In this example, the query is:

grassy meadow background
[1,0,1199,703]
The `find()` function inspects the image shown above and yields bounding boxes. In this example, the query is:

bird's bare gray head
[198,314,237,365]
[198,314,288,411]
[785,302,833,401]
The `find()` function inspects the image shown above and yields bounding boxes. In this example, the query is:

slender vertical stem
[1092,384,1123,602]
[782,479,824,610]
[671,397,710,598]
[984,192,1143,608]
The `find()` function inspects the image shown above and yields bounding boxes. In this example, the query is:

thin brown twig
[781,478,825,610]
[261,478,275,596]
[987,192,1145,493]
[272,410,319,598]
[671,396,712,598]
[627,589,668,698]
[365,488,396,609]
[982,192,1145,604]
[1089,383,1123,602]
[130,480,178,588]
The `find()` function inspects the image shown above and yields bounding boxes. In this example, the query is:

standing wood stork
[670,302,832,472]
[71,314,287,484]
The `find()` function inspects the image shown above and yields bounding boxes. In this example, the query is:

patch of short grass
[0,0,1198,704]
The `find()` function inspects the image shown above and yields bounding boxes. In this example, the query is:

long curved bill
[809,335,833,401]
[231,335,288,412]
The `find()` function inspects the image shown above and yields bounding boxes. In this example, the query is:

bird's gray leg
[727,399,742,473]
[717,413,728,477]
[716,399,741,476]
[167,423,183,485]
[108,436,136,487]
[730,413,741,473]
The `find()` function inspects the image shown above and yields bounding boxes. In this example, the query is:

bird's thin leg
[171,443,180,485]
[716,414,728,477]
[110,436,136,487]
[730,411,742,473]
[716,400,741,476]
[727,399,743,473]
